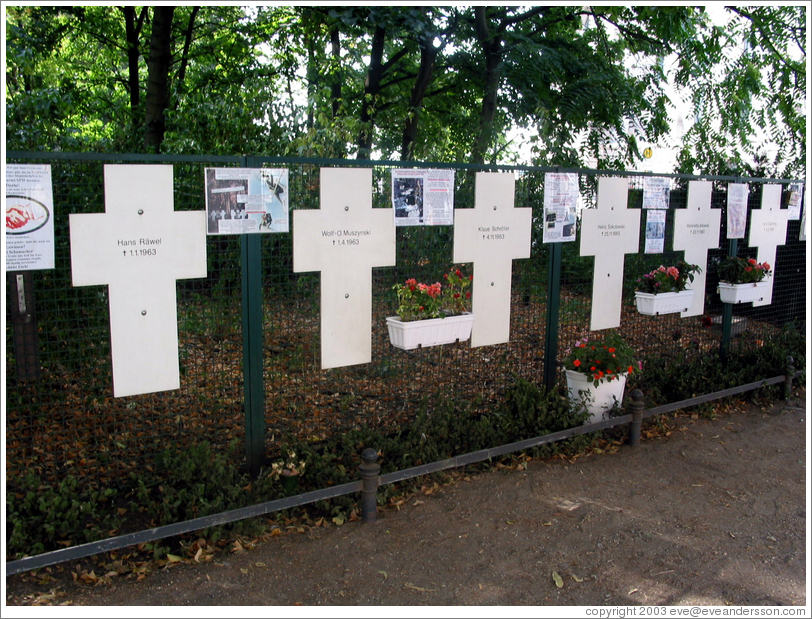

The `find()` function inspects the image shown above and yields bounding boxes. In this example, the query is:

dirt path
[5,390,807,609]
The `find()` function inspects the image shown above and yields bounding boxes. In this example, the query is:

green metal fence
[5,151,807,501]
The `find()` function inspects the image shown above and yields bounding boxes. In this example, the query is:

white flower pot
[386,313,474,350]
[717,281,770,304]
[634,289,695,316]
[565,369,627,424]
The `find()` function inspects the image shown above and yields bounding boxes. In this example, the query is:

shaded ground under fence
[6,384,806,605]
[6,287,788,487]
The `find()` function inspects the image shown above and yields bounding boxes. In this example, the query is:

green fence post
[720,238,738,362]
[241,157,266,477]
[543,243,563,392]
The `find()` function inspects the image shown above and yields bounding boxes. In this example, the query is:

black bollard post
[628,389,645,447]
[359,448,380,524]
[783,356,795,401]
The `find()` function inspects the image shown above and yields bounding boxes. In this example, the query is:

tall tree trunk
[470,6,546,164]
[174,6,200,102]
[330,26,342,120]
[471,7,503,164]
[144,6,175,152]
[306,34,317,130]
[400,38,438,161]
[356,25,387,160]
[122,7,146,131]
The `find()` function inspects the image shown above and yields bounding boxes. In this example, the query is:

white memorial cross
[69,165,207,397]
[580,176,641,331]
[293,167,395,369]
[748,184,788,307]
[673,180,721,317]
[453,172,531,347]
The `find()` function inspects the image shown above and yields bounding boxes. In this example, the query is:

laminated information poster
[726,183,748,239]
[642,176,671,209]
[392,168,454,226]
[5,164,56,271]
[787,183,804,221]
[542,172,578,243]
[645,209,666,254]
[205,168,289,235]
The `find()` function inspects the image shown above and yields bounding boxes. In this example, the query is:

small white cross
[673,180,721,317]
[748,184,788,307]
[69,165,207,397]
[580,177,641,331]
[293,168,395,369]
[453,172,531,347]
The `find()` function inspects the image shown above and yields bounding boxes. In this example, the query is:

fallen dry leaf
[404,582,436,593]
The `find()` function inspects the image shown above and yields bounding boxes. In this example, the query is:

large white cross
[293,167,395,369]
[748,184,788,307]
[580,176,641,331]
[453,172,531,347]
[673,180,721,317]
[69,165,207,397]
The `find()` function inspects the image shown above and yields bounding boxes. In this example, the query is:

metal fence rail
[5,151,807,565]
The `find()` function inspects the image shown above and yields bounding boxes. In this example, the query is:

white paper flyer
[787,183,803,221]
[392,168,454,226]
[205,168,289,235]
[5,164,56,271]
[645,209,666,253]
[726,183,749,239]
[542,172,578,243]
[642,176,671,209]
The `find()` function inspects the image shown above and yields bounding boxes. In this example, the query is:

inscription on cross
[293,167,395,369]
[453,173,531,347]
[70,165,207,397]
[673,180,721,317]
[748,184,788,307]
[580,176,641,331]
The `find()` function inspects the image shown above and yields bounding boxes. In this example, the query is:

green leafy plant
[392,266,472,321]
[635,261,701,294]
[717,256,772,284]
[6,474,121,558]
[631,323,804,407]
[563,331,637,387]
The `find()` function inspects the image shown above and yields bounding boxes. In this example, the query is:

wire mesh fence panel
[5,153,807,502]
[6,155,248,487]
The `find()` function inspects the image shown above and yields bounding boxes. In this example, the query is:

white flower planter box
[565,369,627,424]
[717,281,770,305]
[634,289,695,316]
[386,313,474,350]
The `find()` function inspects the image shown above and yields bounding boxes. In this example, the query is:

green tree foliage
[5,5,805,175]
[674,6,806,178]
